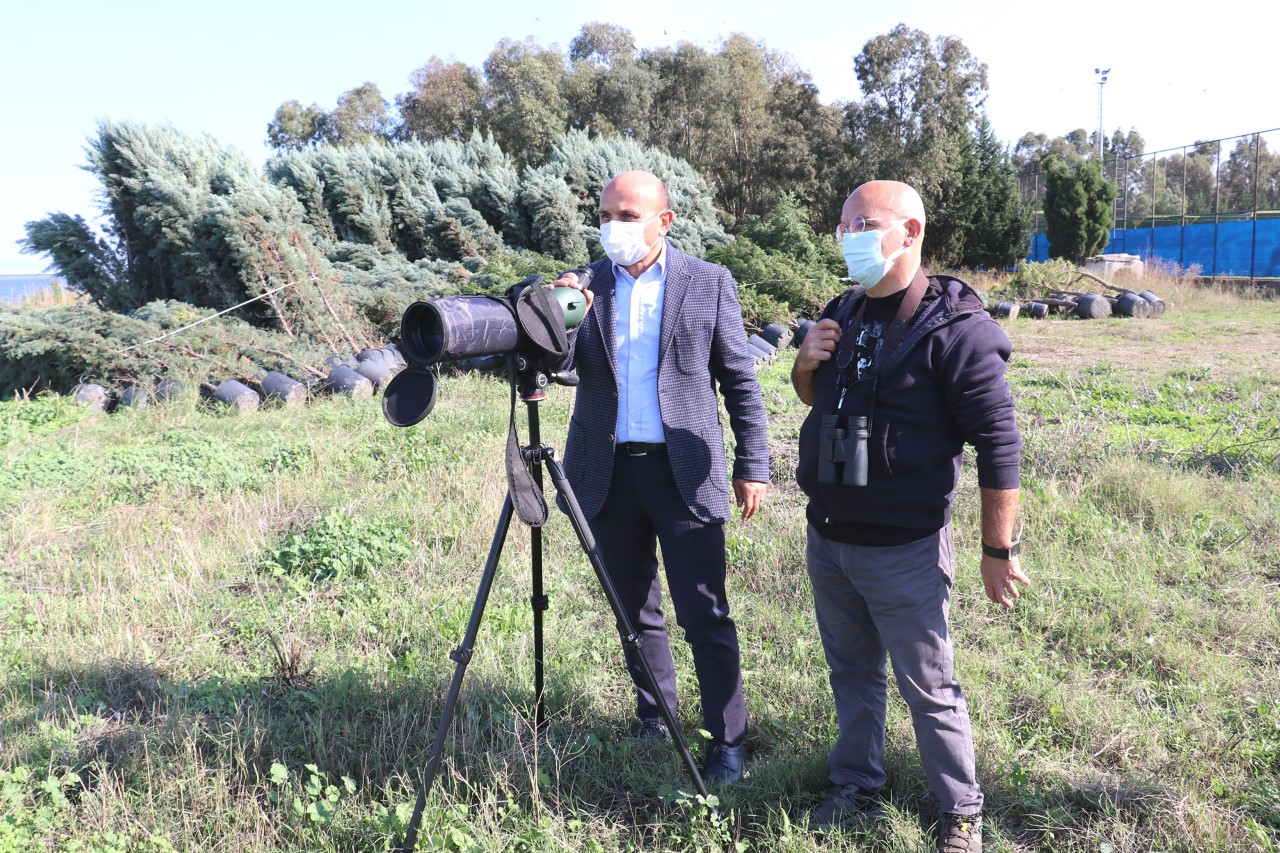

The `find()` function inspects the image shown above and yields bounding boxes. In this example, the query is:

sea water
[0,275,57,304]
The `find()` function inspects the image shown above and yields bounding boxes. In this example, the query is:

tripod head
[512,351,580,402]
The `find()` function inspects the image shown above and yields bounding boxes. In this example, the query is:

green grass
[2,277,1278,851]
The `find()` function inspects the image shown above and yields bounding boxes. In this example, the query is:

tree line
[266,23,1031,271]
[20,23,1177,395]
[14,123,845,396]
[1015,127,1280,223]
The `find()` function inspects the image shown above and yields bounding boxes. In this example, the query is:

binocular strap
[834,269,929,412]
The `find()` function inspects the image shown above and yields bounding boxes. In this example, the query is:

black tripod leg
[396,495,516,853]
[531,523,548,731]
[541,452,711,800]
[526,402,548,731]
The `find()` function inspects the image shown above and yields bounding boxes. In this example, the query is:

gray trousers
[806,524,983,815]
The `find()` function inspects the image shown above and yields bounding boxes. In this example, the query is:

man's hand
[791,318,841,405]
[732,479,768,521]
[980,554,1031,609]
[795,318,841,372]
[550,270,595,315]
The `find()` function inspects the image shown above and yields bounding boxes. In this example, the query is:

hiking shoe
[703,741,746,784]
[937,812,983,853]
[808,783,886,830]
[620,718,670,746]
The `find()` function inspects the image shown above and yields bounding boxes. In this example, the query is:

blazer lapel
[589,263,620,384]
[659,245,689,366]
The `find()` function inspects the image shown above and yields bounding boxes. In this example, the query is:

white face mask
[600,214,660,267]
[841,222,908,289]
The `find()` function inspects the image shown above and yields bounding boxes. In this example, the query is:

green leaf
[307,799,334,824]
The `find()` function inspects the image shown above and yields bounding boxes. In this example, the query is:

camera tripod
[395,355,710,852]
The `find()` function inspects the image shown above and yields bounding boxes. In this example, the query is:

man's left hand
[732,479,768,521]
[549,270,595,315]
[980,555,1031,609]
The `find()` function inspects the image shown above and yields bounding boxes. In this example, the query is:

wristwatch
[981,539,1021,560]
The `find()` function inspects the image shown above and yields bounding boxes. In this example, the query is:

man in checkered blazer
[553,170,770,783]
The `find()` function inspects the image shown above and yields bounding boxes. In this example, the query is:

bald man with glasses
[792,180,1028,852]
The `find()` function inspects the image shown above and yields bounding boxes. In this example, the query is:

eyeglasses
[835,216,907,239]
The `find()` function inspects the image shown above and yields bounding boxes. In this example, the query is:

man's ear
[904,218,923,245]
[660,210,675,232]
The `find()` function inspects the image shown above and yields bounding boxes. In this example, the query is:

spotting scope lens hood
[399,296,522,366]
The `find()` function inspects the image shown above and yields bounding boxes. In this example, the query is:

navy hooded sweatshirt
[796,274,1022,544]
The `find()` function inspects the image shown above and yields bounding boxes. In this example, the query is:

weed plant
[1,274,1277,851]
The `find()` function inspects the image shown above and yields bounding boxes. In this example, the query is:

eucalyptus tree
[266,84,394,151]
[328,83,395,145]
[396,58,488,142]
[760,65,846,233]
[710,34,775,222]
[640,41,729,175]
[267,100,330,151]
[1218,134,1280,212]
[1012,128,1094,176]
[845,24,988,201]
[1138,145,1219,217]
[483,37,570,167]
[566,22,658,138]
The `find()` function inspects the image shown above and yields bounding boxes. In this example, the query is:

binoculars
[818,414,869,487]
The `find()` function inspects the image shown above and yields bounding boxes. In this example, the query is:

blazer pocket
[673,336,709,376]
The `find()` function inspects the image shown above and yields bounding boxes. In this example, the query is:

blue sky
[2,0,1272,274]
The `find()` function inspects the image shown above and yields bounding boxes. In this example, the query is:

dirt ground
[1002,304,1280,380]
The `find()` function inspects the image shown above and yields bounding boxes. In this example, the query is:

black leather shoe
[703,741,747,784]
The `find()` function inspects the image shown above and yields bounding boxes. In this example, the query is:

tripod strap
[505,355,549,527]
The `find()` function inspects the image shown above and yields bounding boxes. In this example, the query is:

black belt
[618,441,666,456]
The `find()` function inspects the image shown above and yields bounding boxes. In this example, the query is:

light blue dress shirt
[613,242,667,443]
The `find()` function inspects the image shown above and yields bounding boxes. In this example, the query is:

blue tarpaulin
[1030,218,1280,277]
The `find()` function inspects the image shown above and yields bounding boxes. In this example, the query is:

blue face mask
[841,222,907,289]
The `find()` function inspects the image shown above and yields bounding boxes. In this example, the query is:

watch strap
[982,539,1021,560]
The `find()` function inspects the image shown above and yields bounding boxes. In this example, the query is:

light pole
[1094,68,1110,163]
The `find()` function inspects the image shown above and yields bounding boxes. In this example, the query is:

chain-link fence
[1021,126,1280,278]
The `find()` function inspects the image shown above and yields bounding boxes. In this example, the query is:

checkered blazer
[560,244,770,523]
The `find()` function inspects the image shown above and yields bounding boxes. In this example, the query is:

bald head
[602,170,670,211]
[845,180,926,227]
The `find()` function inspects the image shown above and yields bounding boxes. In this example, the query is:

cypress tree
[962,118,1030,269]
[1044,156,1090,262]
[924,125,978,269]
[1044,156,1115,262]
[1078,158,1115,258]
[18,121,737,395]
[517,171,589,263]
[460,133,523,238]
[529,129,730,257]
[266,152,340,243]
[20,213,126,306]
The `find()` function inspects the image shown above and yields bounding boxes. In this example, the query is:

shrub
[264,510,413,584]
